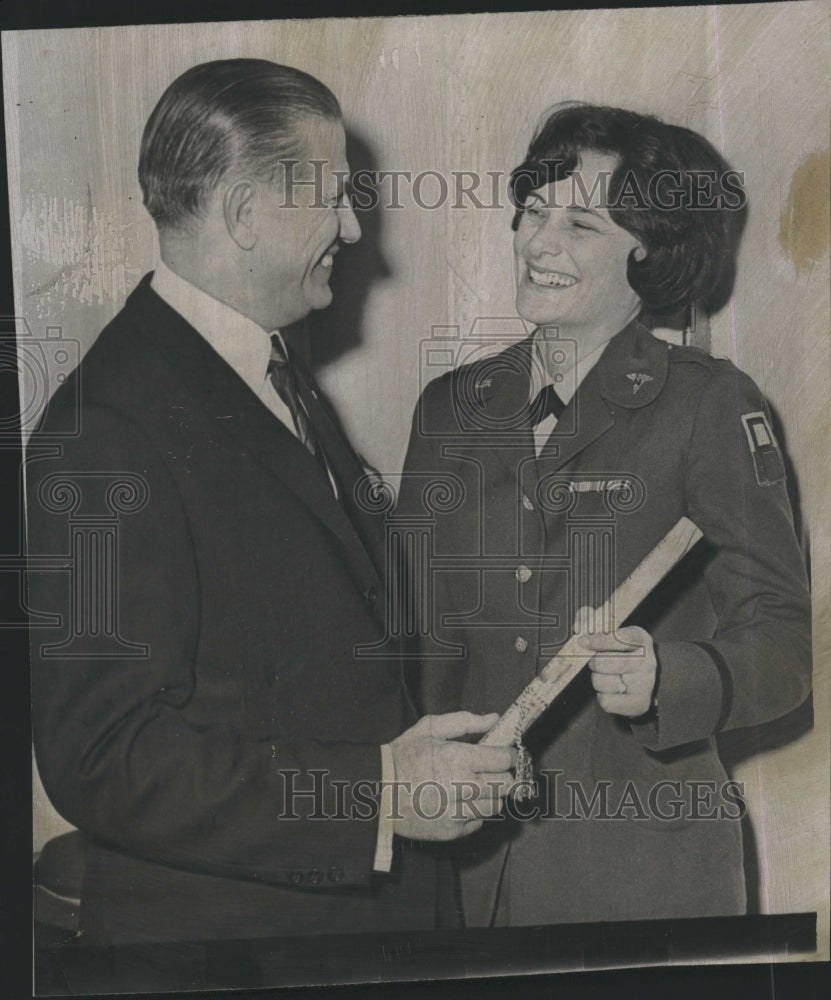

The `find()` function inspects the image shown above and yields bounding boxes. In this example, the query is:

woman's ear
[224,180,257,251]
[633,243,647,262]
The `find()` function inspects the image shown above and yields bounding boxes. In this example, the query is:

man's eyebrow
[323,172,351,203]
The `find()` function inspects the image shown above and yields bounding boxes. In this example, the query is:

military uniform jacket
[27,276,441,944]
[399,319,811,926]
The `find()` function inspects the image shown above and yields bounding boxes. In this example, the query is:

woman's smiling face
[513,150,644,342]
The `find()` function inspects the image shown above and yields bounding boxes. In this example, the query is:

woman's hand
[573,607,657,718]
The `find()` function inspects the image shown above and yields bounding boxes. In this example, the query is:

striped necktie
[268,336,329,478]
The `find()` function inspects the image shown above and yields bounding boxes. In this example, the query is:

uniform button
[366,586,377,607]
[308,868,323,885]
[290,871,305,886]
[521,494,534,511]
[515,565,532,583]
[328,865,344,883]
[515,636,528,653]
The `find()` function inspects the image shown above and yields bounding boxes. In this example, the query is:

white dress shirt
[151,260,298,431]
[151,261,394,872]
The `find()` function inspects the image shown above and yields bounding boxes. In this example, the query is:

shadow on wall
[719,695,814,913]
[288,128,390,372]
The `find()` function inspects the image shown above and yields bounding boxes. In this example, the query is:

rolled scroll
[480,516,703,748]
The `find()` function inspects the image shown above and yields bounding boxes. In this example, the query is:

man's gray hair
[138,58,341,231]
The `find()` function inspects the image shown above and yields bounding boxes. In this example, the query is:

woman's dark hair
[139,59,341,231]
[509,103,747,314]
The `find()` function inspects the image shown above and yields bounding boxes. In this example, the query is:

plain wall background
[4,3,828,940]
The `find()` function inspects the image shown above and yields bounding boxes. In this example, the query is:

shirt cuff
[372,743,395,872]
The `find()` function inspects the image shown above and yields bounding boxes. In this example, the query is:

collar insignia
[626,371,654,394]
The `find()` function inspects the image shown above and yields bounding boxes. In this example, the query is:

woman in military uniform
[399,103,812,926]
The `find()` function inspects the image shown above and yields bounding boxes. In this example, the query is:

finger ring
[618,675,627,694]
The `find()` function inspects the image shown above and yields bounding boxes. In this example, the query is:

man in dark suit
[400,104,812,926]
[27,59,513,946]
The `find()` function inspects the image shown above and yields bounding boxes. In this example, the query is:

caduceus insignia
[626,371,654,394]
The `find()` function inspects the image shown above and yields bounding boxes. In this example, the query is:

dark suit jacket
[399,319,811,926]
[28,275,441,944]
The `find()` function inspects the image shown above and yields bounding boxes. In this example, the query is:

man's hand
[574,606,658,718]
[389,712,515,841]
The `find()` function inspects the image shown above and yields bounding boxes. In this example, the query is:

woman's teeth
[529,267,577,287]
[319,253,334,269]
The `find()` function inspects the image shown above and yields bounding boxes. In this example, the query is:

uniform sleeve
[632,366,812,752]
[28,404,384,888]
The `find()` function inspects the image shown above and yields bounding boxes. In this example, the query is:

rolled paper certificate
[480,516,703,748]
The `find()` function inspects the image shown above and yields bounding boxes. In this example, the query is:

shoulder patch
[741,409,785,486]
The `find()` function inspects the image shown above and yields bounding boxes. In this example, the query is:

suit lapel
[472,335,538,480]
[125,278,383,595]
[540,318,668,471]
[540,360,615,471]
[292,359,388,578]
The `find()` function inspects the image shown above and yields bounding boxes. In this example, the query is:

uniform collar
[596,317,669,408]
[529,328,609,407]
[474,317,668,410]
[472,335,535,406]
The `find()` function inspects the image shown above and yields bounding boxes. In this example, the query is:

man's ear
[224,180,257,250]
